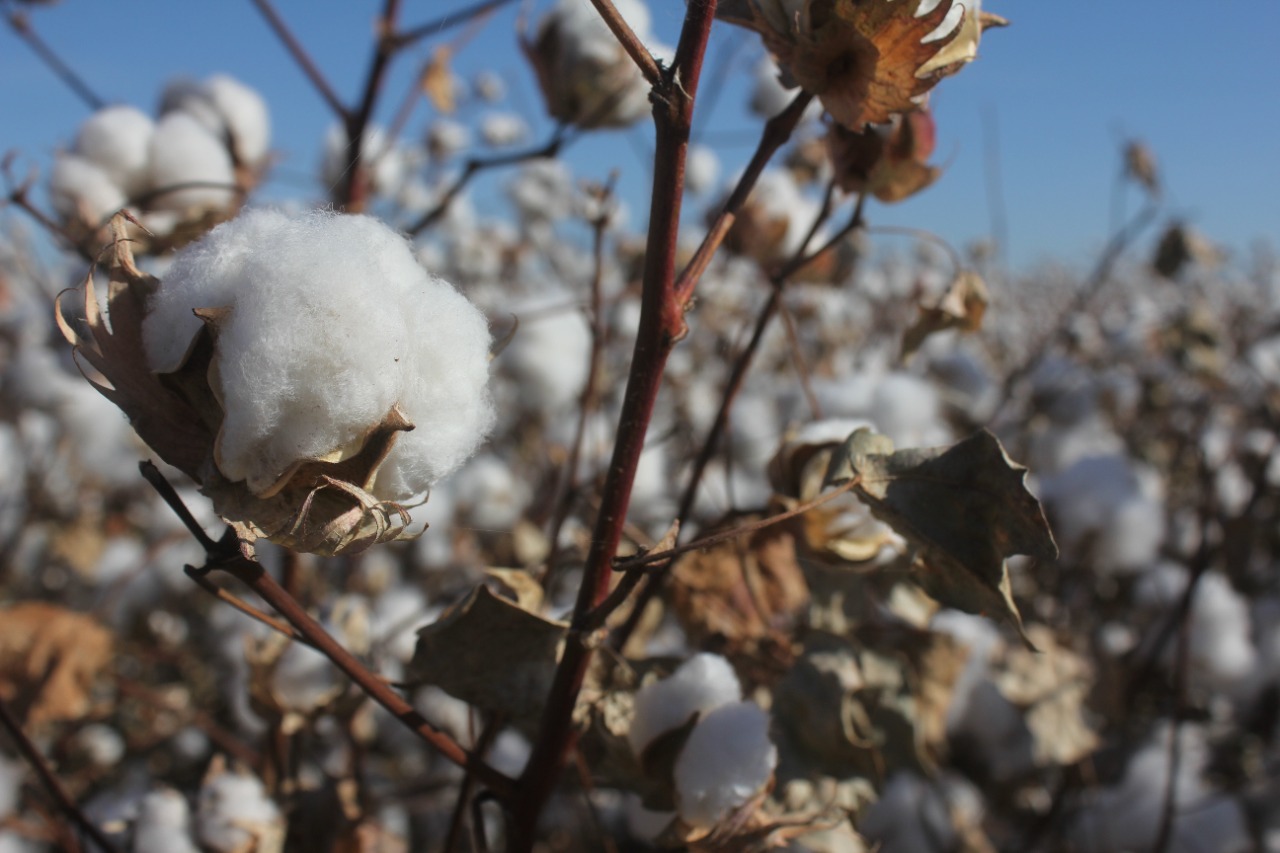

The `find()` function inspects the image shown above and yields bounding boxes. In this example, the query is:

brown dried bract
[0,602,113,726]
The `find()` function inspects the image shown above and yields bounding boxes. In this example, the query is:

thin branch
[393,0,519,50]
[0,698,121,853]
[183,564,311,646]
[443,715,504,852]
[585,0,661,86]
[249,0,348,120]
[340,0,404,210]
[140,461,217,550]
[5,11,105,110]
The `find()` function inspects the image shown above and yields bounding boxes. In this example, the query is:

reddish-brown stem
[393,0,519,50]
[508,2,719,847]
[443,715,504,852]
[341,0,404,211]
[4,11,105,111]
[0,698,121,853]
[184,564,310,645]
[586,0,662,86]
[672,91,813,308]
[249,0,348,120]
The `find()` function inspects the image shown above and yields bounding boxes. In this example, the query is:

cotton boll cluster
[629,653,777,830]
[49,76,269,245]
[141,209,495,509]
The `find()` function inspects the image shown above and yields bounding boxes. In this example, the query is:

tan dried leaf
[917,7,1009,78]
[408,585,566,722]
[994,625,1098,766]
[825,429,1057,645]
[0,602,114,726]
[421,47,458,114]
[900,269,989,362]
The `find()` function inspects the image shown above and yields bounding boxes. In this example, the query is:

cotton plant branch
[585,0,662,86]
[0,698,122,853]
[249,0,347,121]
[140,463,517,801]
[508,2,720,846]
[392,0,520,50]
[3,9,105,111]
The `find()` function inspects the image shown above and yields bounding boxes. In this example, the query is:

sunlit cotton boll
[74,105,154,197]
[145,112,237,214]
[141,209,495,502]
[480,112,529,147]
[503,299,591,412]
[133,788,200,853]
[162,75,273,166]
[49,153,128,226]
[629,653,741,756]
[196,764,283,853]
[673,701,777,829]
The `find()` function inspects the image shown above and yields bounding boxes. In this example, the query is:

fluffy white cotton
[74,105,154,196]
[750,56,794,118]
[685,145,721,196]
[1040,454,1164,574]
[629,653,741,756]
[133,788,201,853]
[503,300,591,411]
[321,125,408,199]
[427,120,472,159]
[160,75,270,167]
[452,453,530,530]
[673,701,777,829]
[0,754,22,820]
[49,153,128,225]
[480,112,529,147]
[142,209,495,500]
[146,112,237,213]
[474,71,507,103]
[196,766,283,852]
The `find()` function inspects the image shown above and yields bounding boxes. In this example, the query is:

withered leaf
[408,585,566,722]
[825,429,1056,645]
[900,269,989,363]
[0,602,114,725]
[421,47,458,114]
[994,625,1097,767]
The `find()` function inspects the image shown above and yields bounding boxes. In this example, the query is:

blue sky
[2,1,1277,270]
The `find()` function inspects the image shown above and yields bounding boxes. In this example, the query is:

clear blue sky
[3,1,1277,270]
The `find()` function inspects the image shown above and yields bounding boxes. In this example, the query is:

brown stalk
[4,10,105,111]
[341,0,405,211]
[249,0,348,120]
[586,0,662,86]
[393,0,519,50]
[506,2,720,847]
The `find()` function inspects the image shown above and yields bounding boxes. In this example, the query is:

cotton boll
[869,372,949,447]
[474,71,506,103]
[196,764,283,853]
[146,112,237,214]
[507,160,577,224]
[143,210,494,500]
[321,125,408,199]
[489,729,532,777]
[0,753,22,820]
[426,120,472,159]
[133,788,200,853]
[480,112,529,147]
[673,701,777,829]
[685,144,720,196]
[203,75,271,167]
[504,301,592,412]
[750,56,794,118]
[1039,454,1164,574]
[629,653,741,756]
[452,453,530,530]
[49,153,128,226]
[74,105,154,197]
[858,772,956,852]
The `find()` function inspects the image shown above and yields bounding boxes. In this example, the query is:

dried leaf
[917,7,1009,78]
[485,568,545,612]
[408,585,566,721]
[825,429,1057,645]
[900,269,989,362]
[421,47,458,114]
[994,625,1098,766]
[0,603,114,725]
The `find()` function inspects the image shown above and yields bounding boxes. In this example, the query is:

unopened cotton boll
[74,105,154,197]
[673,701,777,829]
[146,112,237,214]
[629,653,741,756]
[49,154,128,226]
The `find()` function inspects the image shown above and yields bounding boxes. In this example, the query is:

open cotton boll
[629,653,741,756]
[142,209,494,501]
[203,75,271,167]
[133,788,200,853]
[673,701,777,829]
[1040,454,1164,574]
[685,144,721,196]
[196,765,283,853]
[503,300,591,411]
[321,125,407,198]
[49,153,128,226]
[146,112,237,214]
[74,105,154,197]
[481,112,530,148]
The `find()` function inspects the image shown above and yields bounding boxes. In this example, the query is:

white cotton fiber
[629,653,741,756]
[480,112,529,148]
[49,153,127,225]
[504,299,591,411]
[685,144,721,196]
[146,112,237,214]
[133,788,200,853]
[74,105,154,197]
[673,701,777,829]
[321,125,407,199]
[203,75,271,167]
[142,209,495,500]
[1040,454,1164,574]
[196,766,282,852]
